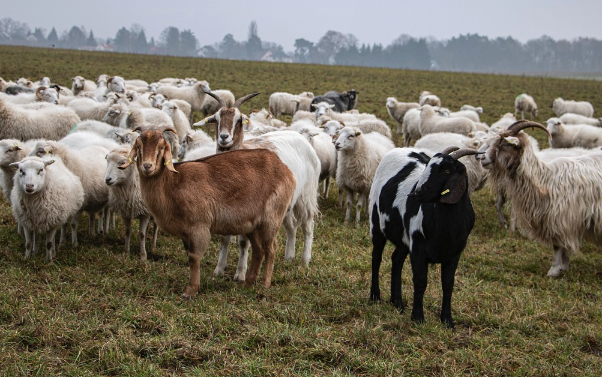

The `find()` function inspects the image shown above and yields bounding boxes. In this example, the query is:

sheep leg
[214,235,232,277]
[548,246,570,277]
[410,253,429,324]
[396,121,402,136]
[182,230,210,299]
[390,246,410,311]
[283,211,298,262]
[344,189,354,224]
[32,233,38,256]
[59,223,67,246]
[89,211,96,236]
[123,217,132,253]
[355,193,367,225]
[23,227,33,259]
[300,217,314,267]
[234,235,250,282]
[71,211,83,246]
[323,177,330,198]
[45,228,58,262]
[97,209,104,234]
[337,187,343,208]
[138,215,150,261]
[110,211,116,231]
[440,255,461,329]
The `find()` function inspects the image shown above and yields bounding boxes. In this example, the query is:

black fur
[310,89,358,113]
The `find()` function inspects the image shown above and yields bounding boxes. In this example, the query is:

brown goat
[119,127,296,298]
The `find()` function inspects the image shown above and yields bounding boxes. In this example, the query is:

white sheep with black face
[10,156,84,261]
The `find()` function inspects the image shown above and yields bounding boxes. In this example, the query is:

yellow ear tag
[164,160,171,166]
[441,189,450,196]
[45,150,50,154]
[242,119,249,125]
[128,157,133,163]
[127,111,131,116]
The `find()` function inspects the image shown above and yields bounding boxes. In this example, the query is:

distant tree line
[2,16,602,74]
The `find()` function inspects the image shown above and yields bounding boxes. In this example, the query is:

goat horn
[506,120,551,137]
[440,146,460,155]
[205,91,226,109]
[157,126,178,135]
[132,126,147,133]
[234,92,260,109]
[449,149,484,160]
[35,86,45,99]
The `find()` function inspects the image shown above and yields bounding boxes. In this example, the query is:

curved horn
[506,120,551,137]
[132,126,147,133]
[440,146,460,155]
[449,149,484,160]
[157,126,178,135]
[234,92,260,109]
[205,91,226,109]
[35,86,46,99]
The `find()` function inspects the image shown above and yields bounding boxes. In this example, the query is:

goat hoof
[441,317,455,329]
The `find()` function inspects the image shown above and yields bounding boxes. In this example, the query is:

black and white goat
[369,146,481,328]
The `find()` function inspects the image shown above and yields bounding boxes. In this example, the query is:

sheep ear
[44,159,55,167]
[15,145,22,151]
[193,115,216,127]
[440,168,467,204]
[118,142,138,170]
[163,142,179,174]
[9,162,20,168]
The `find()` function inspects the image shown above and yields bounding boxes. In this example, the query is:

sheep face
[386,97,397,109]
[320,120,343,139]
[11,157,53,195]
[72,76,86,90]
[103,104,128,126]
[39,77,51,86]
[313,102,335,119]
[0,141,24,167]
[36,86,59,105]
[108,76,126,94]
[161,101,178,117]
[334,127,361,151]
[121,129,178,176]
[149,93,167,109]
[30,141,54,160]
[414,154,468,204]
[546,118,563,136]
[105,149,131,186]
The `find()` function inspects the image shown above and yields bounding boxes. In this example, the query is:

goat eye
[38,169,43,175]
[19,169,24,175]
[444,170,450,174]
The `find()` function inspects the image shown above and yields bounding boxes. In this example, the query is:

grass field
[1,45,602,376]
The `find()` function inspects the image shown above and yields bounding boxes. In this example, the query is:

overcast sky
[4,1,602,51]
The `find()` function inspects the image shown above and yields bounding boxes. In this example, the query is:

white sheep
[334,126,395,224]
[102,103,174,129]
[385,97,419,135]
[312,102,376,122]
[439,108,481,123]
[248,108,287,128]
[269,91,314,117]
[419,104,476,137]
[107,76,126,94]
[514,93,538,119]
[414,132,488,193]
[59,131,121,152]
[291,109,315,123]
[67,92,125,121]
[71,120,140,145]
[0,139,38,204]
[552,98,594,118]
[1,86,60,105]
[29,141,110,242]
[546,117,602,149]
[10,156,84,261]
[318,117,392,139]
[419,91,441,107]
[178,130,216,161]
[71,76,97,96]
[201,89,235,116]
[460,104,483,114]
[401,107,422,147]
[105,145,157,260]
[489,113,518,134]
[148,92,192,119]
[161,100,191,140]
[156,80,211,113]
[298,126,337,197]
[0,97,81,141]
[559,113,601,127]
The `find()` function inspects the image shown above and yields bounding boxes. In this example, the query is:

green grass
[1,45,602,376]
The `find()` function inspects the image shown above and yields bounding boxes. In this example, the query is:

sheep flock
[2,71,602,329]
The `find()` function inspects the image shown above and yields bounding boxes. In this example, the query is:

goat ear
[118,143,138,170]
[440,169,467,204]
[163,142,179,174]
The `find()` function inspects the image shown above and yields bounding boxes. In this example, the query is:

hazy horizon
[4,0,602,51]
